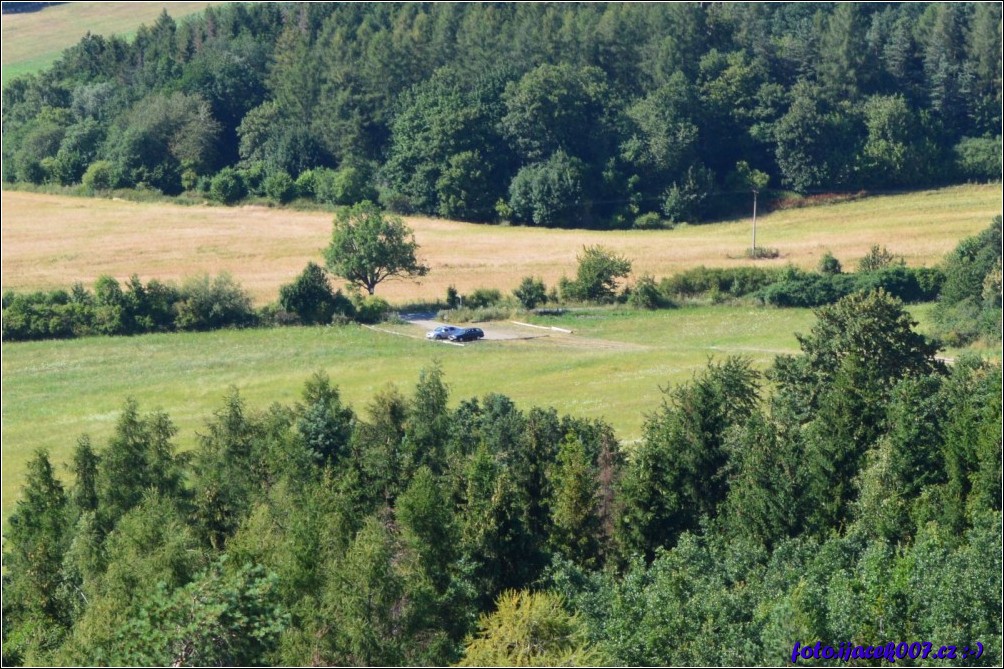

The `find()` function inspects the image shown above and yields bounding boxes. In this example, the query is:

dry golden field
[1,185,1001,304]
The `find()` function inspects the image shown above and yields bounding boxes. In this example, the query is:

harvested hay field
[2,185,1000,304]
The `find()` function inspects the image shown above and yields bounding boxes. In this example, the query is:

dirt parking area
[400,313,560,342]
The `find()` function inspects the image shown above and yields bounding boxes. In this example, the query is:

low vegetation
[3,291,999,665]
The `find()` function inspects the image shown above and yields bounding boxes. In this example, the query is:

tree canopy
[3,3,1000,227]
[323,201,428,295]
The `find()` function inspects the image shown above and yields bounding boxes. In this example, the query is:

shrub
[818,251,842,275]
[953,136,1002,183]
[316,164,378,206]
[353,295,392,324]
[561,245,632,303]
[857,244,903,272]
[758,272,856,307]
[279,262,354,325]
[508,151,587,227]
[82,160,117,191]
[175,273,256,330]
[745,246,780,260]
[209,168,247,204]
[633,212,666,230]
[294,169,319,199]
[263,170,296,204]
[513,276,548,310]
[661,266,781,299]
[466,288,503,309]
[628,274,670,309]
[446,285,461,309]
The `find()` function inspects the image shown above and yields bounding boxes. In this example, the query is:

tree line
[3,3,1001,227]
[3,286,1000,665]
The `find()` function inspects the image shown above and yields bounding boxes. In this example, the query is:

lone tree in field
[324,201,429,295]
[735,160,770,255]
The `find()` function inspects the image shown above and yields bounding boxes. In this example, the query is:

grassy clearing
[1,2,222,86]
[4,301,990,522]
[2,305,817,519]
[2,185,1000,305]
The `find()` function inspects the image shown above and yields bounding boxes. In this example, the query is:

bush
[446,285,461,309]
[508,151,587,227]
[279,262,354,325]
[466,288,503,309]
[209,168,247,204]
[953,136,1002,183]
[758,271,856,307]
[628,274,671,309]
[857,244,903,272]
[353,295,392,324]
[745,246,780,260]
[175,273,256,330]
[818,252,842,275]
[295,169,319,199]
[632,212,667,230]
[263,170,296,204]
[661,266,782,300]
[316,164,378,206]
[82,160,117,191]
[513,277,548,310]
[561,245,632,303]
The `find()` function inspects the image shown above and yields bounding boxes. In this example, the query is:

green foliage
[314,164,378,206]
[262,169,295,204]
[465,288,503,309]
[549,435,602,569]
[175,273,256,331]
[934,216,1002,344]
[627,274,668,310]
[324,201,429,295]
[80,159,117,191]
[617,357,760,558]
[857,244,903,272]
[513,276,548,310]
[97,399,185,529]
[561,245,632,303]
[2,4,1000,231]
[278,262,352,326]
[352,295,392,324]
[209,167,247,204]
[508,151,588,227]
[297,371,355,468]
[106,92,221,194]
[3,450,70,635]
[661,265,781,300]
[953,136,1003,182]
[102,559,288,667]
[818,251,842,275]
[458,590,603,667]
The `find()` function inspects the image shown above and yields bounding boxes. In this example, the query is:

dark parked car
[448,327,485,342]
[426,325,462,340]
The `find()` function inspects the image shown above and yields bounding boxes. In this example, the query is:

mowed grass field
[2,184,1001,305]
[2,305,815,521]
[1,2,222,86]
[0,301,988,523]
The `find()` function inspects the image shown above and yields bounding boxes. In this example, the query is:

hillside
[1,1,221,86]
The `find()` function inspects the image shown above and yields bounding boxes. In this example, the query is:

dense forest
[3,287,1001,665]
[2,3,1001,226]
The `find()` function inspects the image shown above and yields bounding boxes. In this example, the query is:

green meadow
[5,300,988,522]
